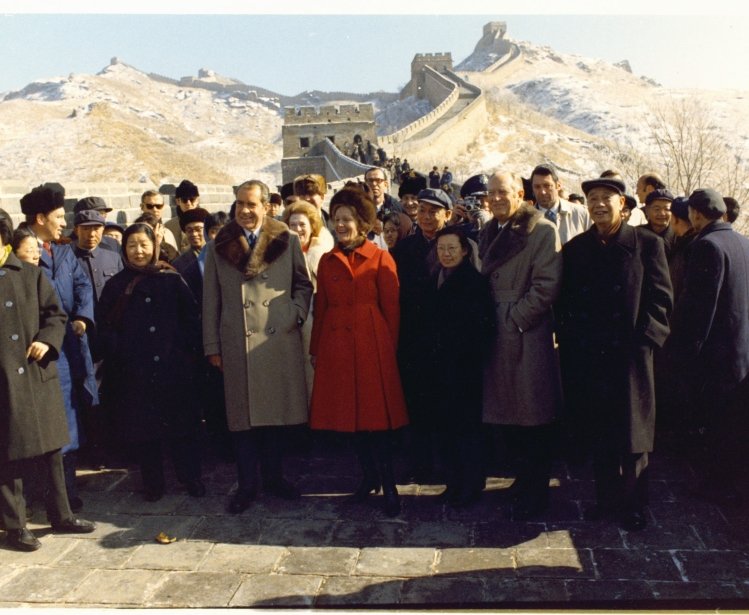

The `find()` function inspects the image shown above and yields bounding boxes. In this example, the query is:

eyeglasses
[366,177,386,184]
[143,203,164,210]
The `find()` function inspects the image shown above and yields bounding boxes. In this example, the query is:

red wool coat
[309,240,409,432]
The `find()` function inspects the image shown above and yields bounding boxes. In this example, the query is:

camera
[463,196,481,212]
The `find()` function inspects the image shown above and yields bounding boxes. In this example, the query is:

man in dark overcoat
[0,218,95,551]
[665,188,749,505]
[556,177,672,531]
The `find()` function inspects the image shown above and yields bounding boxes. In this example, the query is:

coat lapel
[480,204,541,274]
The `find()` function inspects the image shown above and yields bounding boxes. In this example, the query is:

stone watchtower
[282,104,377,159]
[403,52,454,99]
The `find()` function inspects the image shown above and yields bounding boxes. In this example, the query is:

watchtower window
[299,137,310,148]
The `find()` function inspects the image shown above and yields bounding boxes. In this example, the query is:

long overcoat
[479,204,563,426]
[95,267,203,443]
[40,241,99,452]
[428,259,495,431]
[556,224,673,454]
[202,217,313,431]
[665,221,749,407]
[309,240,409,432]
[0,253,70,462]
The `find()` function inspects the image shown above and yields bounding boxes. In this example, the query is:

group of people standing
[2,163,747,551]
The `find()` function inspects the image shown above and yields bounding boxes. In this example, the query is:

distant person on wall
[440,166,453,194]
[0,217,96,552]
[165,180,200,253]
[530,164,591,245]
[429,166,441,189]
[140,190,179,252]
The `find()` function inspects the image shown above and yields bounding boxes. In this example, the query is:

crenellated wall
[281,138,371,184]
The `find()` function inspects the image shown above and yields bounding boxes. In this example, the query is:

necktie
[544,208,558,225]
[248,232,257,249]
[42,241,52,257]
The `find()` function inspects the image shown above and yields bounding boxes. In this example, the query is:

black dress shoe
[264,479,300,500]
[619,509,647,532]
[51,517,96,534]
[186,480,206,498]
[228,489,256,514]
[6,528,41,552]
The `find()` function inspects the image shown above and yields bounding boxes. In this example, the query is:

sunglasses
[144,203,165,210]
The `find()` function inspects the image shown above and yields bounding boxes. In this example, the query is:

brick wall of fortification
[282,104,377,158]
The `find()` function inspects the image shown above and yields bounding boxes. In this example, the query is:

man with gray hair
[480,171,563,521]
[202,180,313,514]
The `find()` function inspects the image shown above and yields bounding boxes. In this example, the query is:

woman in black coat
[0,218,95,550]
[430,227,495,506]
[96,223,205,501]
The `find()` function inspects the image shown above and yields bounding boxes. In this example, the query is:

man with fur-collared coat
[480,171,563,521]
[203,180,313,514]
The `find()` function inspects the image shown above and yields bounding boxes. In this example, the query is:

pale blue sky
[1,7,748,95]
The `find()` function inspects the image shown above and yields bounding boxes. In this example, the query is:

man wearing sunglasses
[140,190,178,252]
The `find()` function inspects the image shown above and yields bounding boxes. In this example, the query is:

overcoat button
[0,270,6,276]
[5,300,12,307]
[268,327,276,334]
[153,355,160,362]
[145,297,151,303]
[262,300,270,307]
[11,334,19,341]
[17,367,24,374]
[149,326,156,332]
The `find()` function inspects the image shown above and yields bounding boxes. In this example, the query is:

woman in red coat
[310,185,408,516]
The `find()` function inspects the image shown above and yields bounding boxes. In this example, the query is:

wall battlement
[283,103,374,123]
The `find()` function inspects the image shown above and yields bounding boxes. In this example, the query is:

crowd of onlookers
[1,162,748,552]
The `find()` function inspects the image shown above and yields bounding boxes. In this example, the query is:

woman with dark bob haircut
[309,184,409,516]
[95,223,205,502]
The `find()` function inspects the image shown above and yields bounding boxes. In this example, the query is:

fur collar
[214,217,291,278]
[479,203,543,273]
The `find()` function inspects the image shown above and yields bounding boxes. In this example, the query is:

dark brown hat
[398,172,427,198]
[329,185,377,232]
[20,185,65,217]
[178,207,210,231]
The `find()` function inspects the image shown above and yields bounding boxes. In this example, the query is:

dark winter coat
[429,260,495,431]
[40,241,99,452]
[665,221,749,407]
[73,243,124,302]
[556,224,673,454]
[0,253,70,462]
[95,267,203,444]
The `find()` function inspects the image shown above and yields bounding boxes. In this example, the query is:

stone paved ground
[1,434,749,610]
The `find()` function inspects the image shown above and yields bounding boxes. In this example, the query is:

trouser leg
[134,440,165,495]
[62,451,79,502]
[259,427,284,486]
[0,467,25,531]
[168,434,202,484]
[43,450,73,525]
[621,453,649,512]
[505,424,553,505]
[232,429,259,492]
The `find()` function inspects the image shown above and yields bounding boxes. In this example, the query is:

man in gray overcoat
[203,180,313,514]
[480,171,563,521]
